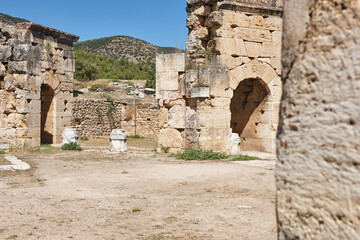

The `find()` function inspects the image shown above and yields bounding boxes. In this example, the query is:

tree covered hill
[75,49,155,87]
[74,35,181,64]
[0,13,30,25]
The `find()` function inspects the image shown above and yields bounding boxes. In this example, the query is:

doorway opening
[41,84,55,144]
[230,78,270,151]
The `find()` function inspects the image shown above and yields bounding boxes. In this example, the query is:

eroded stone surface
[277,1,360,239]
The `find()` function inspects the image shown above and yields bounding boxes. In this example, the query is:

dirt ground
[0,139,277,240]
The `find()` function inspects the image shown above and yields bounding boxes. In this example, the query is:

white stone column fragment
[62,128,79,145]
[109,129,127,152]
[230,133,241,155]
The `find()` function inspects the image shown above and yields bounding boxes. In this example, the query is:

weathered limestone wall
[157,0,283,154]
[277,1,360,239]
[0,22,78,148]
[72,98,159,139]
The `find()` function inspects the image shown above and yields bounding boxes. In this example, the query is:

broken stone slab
[0,154,30,171]
[109,129,127,152]
[62,128,79,145]
[230,133,241,155]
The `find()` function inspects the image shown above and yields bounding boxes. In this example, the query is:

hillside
[0,13,29,25]
[74,35,181,64]
[75,49,155,87]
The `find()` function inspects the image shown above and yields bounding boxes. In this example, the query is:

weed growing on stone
[174,149,229,160]
[61,142,83,151]
[0,150,5,154]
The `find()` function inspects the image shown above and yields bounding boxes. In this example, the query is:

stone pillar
[109,129,127,152]
[230,133,241,155]
[277,1,360,239]
[62,128,79,145]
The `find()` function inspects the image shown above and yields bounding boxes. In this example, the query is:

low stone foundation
[72,98,159,139]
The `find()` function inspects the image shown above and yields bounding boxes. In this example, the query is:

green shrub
[80,136,89,141]
[0,150,5,155]
[174,149,229,160]
[61,142,83,151]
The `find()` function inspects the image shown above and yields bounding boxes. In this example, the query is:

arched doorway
[41,84,55,144]
[230,78,270,151]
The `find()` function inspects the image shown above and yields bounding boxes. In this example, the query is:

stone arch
[40,84,55,144]
[229,60,281,153]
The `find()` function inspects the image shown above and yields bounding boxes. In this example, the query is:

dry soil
[0,139,276,240]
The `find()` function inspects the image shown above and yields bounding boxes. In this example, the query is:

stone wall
[0,22,78,148]
[157,0,283,154]
[277,0,360,239]
[72,98,159,139]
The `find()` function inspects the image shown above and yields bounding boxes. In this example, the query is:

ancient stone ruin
[277,0,360,239]
[157,0,283,154]
[0,22,79,148]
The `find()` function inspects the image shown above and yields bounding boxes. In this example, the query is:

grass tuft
[229,155,260,161]
[132,208,141,213]
[128,134,144,139]
[174,149,229,160]
[0,150,5,155]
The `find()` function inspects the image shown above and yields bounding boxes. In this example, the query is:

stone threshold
[0,155,31,171]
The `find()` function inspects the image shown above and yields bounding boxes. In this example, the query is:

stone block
[215,38,246,57]
[199,66,230,97]
[210,98,231,107]
[265,16,282,31]
[192,5,211,16]
[8,61,28,74]
[261,42,282,58]
[156,53,185,72]
[0,45,12,61]
[191,87,209,98]
[0,63,6,76]
[245,42,262,58]
[0,114,7,128]
[168,105,185,129]
[234,28,272,42]
[211,25,234,38]
[185,107,197,129]
[7,113,27,128]
[216,54,243,70]
[158,128,182,149]
[64,58,74,72]
[249,15,266,29]
[230,66,245,90]
[157,71,179,91]
[12,44,31,61]
[0,127,16,139]
[158,108,168,128]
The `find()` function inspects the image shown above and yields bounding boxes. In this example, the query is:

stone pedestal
[109,129,127,152]
[230,133,241,155]
[62,128,79,145]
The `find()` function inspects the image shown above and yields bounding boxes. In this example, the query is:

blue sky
[1,0,188,48]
